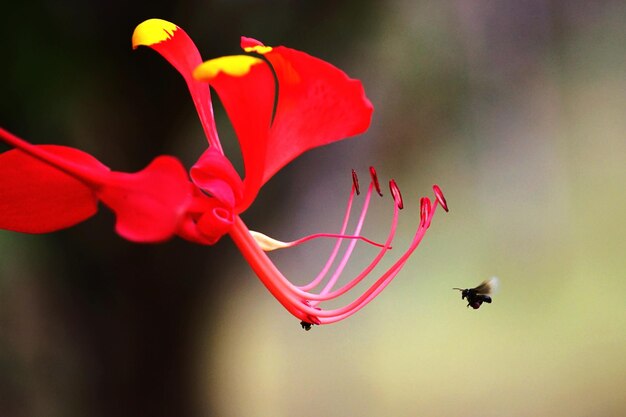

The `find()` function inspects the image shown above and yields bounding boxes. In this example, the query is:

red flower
[0,19,447,326]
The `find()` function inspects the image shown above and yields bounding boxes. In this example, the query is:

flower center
[213,206,232,222]
[194,198,235,244]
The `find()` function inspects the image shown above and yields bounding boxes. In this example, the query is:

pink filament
[312,182,375,301]
[308,186,398,306]
[227,172,445,325]
[287,233,388,249]
[298,181,360,291]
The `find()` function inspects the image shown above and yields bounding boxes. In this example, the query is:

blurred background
[1,1,625,416]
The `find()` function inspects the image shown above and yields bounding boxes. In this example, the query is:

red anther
[351,169,360,195]
[388,180,404,209]
[369,166,383,196]
[432,184,448,212]
[420,197,432,224]
[303,301,322,325]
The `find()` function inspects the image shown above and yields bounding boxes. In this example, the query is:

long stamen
[229,215,313,321]
[311,181,376,303]
[389,179,403,209]
[316,199,441,323]
[282,199,436,321]
[228,179,448,325]
[309,190,400,304]
[369,166,383,196]
[250,230,388,251]
[299,181,357,291]
[298,195,442,318]
[298,170,387,291]
[250,230,384,252]
[432,184,448,212]
[231,205,386,315]
[232,179,402,306]
[351,169,360,195]
[307,167,385,298]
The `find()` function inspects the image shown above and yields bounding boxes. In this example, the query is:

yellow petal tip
[132,18,179,49]
[243,45,273,55]
[193,55,264,80]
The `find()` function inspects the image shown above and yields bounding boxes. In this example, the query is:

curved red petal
[97,156,194,243]
[193,55,275,211]
[132,19,220,150]
[263,44,373,183]
[0,146,106,233]
[194,38,373,212]
[240,36,265,49]
[190,147,244,208]
[196,199,235,244]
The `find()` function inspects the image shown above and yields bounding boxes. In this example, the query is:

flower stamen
[308,184,399,306]
[351,169,360,195]
[228,171,447,326]
[249,230,388,251]
[369,166,383,196]
[300,173,376,293]
[299,178,359,291]
[432,184,448,212]
[389,179,404,209]
[312,180,377,301]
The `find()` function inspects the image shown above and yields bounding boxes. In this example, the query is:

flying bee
[453,277,498,309]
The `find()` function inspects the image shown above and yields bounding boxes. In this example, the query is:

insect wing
[473,277,499,295]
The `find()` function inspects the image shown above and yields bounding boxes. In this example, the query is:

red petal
[132,19,221,150]
[193,55,275,211]
[240,37,265,49]
[233,38,373,207]
[190,147,244,208]
[1,128,196,243]
[0,146,106,233]
[195,40,374,212]
[262,43,373,183]
[97,156,194,243]
[195,199,235,244]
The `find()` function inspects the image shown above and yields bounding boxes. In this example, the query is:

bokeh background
[1,1,625,416]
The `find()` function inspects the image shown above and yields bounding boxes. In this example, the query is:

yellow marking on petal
[193,55,264,80]
[243,45,273,55]
[249,231,290,252]
[132,19,179,49]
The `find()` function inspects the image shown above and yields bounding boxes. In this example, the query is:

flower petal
[196,198,235,244]
[97,156,194,243]
[132,19,221,150]
[190,147,244,208]
[193,54,275,211]
[246,38,374,184]
[1,128,196,243]
[0,146,106,233]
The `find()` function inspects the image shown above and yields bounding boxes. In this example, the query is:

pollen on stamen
[432,184,448,212]
[369,166,383,196]
[420,197,432,226]
[351,169,360,195]
[389,180,404,209]
[302,301,321,326]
